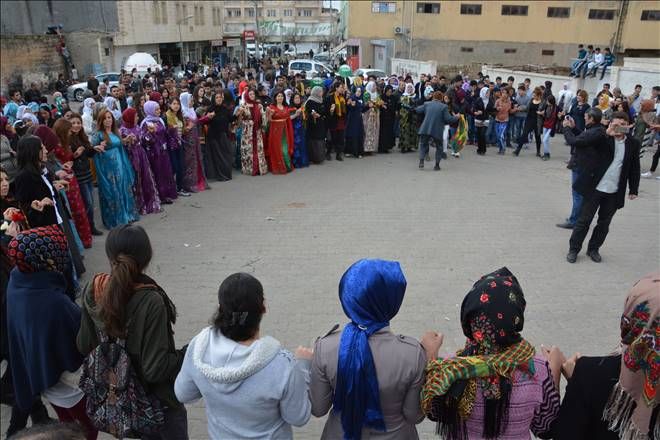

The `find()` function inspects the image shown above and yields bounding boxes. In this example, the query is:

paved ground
[2,137,659,439]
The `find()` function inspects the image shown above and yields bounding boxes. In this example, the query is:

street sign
[243,30,256,40]
[225,38,241,47]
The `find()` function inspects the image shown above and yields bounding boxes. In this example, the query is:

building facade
[221,0,340,60]
[346,1,660,73]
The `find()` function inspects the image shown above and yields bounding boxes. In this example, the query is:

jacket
[175,328,311,439]
[77,275,185,408]
[563,123,609,196]
[9,169,58,227]
[304,100,327,140]
[310,326,426,439]
[605,135,641,209]
[415,101,458,140]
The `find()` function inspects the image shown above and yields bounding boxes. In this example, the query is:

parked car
[67,72,121,102]
[354,68,388,80]
[287,59,333,78]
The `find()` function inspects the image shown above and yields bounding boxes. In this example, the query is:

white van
[288,59,332,78]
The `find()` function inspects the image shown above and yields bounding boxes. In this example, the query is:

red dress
[53,145,93,248]
[266,105,295,174]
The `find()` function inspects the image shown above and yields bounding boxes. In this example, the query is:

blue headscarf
[3,101,19,124]
[334,259,407,440]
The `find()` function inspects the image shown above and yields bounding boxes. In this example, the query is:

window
[461,47,474,52]
[372,2,396,13]
[104,47,110,56]
[283,9,293,17]
[501,5,528,16]
[247,8,255,17]
[267,9,276,17]
[212,7,218,25]
[176,3,181,21]
[588,9,615,20]
[460,4,482,15]
[547,7,569,18]
[227,8,241,18]
[194,6,199,25]
[541,49,555,56]
[299,9,312,17]
[182,4,187,20]
[641,10,660,20]
[160,1,167,24]
[417,3,440,14]
[504,48,517,53]
[152,0,160,24]
[200,6,204,25]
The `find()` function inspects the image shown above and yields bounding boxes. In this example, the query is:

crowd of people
[0,58,659,439]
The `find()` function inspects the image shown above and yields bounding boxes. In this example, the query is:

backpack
[79,327,164,438]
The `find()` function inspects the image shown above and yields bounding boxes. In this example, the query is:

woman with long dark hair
[175,272,311,438]
[514,87,543,157]
[199,92,236,181]
[91,109,138,228]
[78,224,188,439]
[266,91,295,173]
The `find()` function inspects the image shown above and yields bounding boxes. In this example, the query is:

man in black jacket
[565,111,640,263]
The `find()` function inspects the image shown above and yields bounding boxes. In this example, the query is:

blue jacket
[416,101,458,140]
[7,269,83,410]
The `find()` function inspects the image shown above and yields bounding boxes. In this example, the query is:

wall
[65,32,115,77]
[0,35,66,93]
[0,0,118,35]
[348,1,660,66]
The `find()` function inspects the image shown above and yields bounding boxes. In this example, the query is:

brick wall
[0,35,66,94]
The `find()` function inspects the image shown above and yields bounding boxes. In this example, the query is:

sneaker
[641,171,653,178]
[556,222,574,229]
[656,176,660,180]
[177,190,191,197]
[419,160,424,169]
[433,163,441,171]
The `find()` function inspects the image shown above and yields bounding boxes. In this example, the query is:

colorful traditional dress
[179,92,209,190]
[290,107,309,168]
[91,131,138,229]
[266,104,294,174]
[140,101,177,203]
[399,93,418,152]
[239,98,268,176]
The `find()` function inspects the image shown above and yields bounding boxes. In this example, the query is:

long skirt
[363,108,380,153]
[127,145,161,214]
[240,121,268,176]
[204,131,234,181]
[63,176,92,248]
[307,139,325,164]
[183,126,210,189]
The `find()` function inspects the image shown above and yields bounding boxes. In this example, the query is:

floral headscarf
[603,271,659,439]
[365,81,379,102]
[7,225,70,274]
[422,267,536,440]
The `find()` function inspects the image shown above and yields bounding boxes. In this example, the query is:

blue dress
[291,112,309,168]
[92,132,138,229]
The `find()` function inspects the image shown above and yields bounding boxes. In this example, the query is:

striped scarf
[450,114,468,154]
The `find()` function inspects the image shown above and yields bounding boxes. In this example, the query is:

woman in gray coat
[310,259,427,439]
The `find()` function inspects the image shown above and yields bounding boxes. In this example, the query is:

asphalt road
[2,136,659,439]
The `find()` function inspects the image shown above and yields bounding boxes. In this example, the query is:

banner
[258,20,332,37]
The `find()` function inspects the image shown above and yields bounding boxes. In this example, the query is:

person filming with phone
[563,110,640,264]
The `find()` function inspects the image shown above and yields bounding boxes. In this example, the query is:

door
[374,45,386,71]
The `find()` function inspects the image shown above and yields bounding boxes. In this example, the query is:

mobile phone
[565,115,573,122]
[614,125,628,134]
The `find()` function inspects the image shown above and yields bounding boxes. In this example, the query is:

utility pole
[178,15,194,67]
[280,18,284,55]
[252,0,260,59]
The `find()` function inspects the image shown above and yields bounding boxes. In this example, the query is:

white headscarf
[82,98,95,118]
[284,89,293,106]
[424,85,434,99]
[403,83,415,97]
[480,87,490,106]
[103,96,121,120]
[179,92,197,121]
[16,105,28,120]
[365,81,379,101]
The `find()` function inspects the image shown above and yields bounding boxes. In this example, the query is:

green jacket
[77,278,184,408]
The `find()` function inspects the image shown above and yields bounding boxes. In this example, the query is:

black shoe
[587,249,602,263]
[325,153,332,161]
[433,163,441,171]
[556,222,574,230]
[91,228,104,236]
[513,149,520,157]
[542,154,550,161]
[441,152,448,159]
[566,251,578,263]
[536,152,541,157]
[419,160,424,169]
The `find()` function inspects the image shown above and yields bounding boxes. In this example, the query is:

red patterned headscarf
[33,125,59,152]
[7,225,70,273]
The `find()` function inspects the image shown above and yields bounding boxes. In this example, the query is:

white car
[67,72,121,102]
[354,68,387,80]
[287,59,332,79]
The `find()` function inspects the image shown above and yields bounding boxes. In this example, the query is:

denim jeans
[486,117,497,144]
[495,121,508,152]
[568,169,584,225]
[418,134,443,164]
[542,127,552,155]
[78,180,96,230]
[510,117,525,144]
[168,148,184,191]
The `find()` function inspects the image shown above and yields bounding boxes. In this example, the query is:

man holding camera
[563,110,640,263]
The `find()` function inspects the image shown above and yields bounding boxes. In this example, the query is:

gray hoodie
[174,327,311,439]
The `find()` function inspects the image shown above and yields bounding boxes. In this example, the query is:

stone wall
[0,35,66,93]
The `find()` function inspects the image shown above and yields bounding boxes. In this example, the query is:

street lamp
[178,14,194,67]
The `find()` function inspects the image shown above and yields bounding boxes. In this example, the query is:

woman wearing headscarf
[91,109,138,228]
[304,86,327,164]
[351,76,365,95]
[473,87,495,155]
[378,85,397,154]
[290,93,309,168]
[140,100,177,203]
[1,116,19,180]
[81,98,96,137]
[103,96,122,122]
[119,107,161,215]
[310,259,427,440]
[552,271,659,439]
[178,91,209,190]
[324,82,348,161]
[199,91,236,182]
[237,88,268,176]
[345,87,366,158]
[597,93,613,125]
[266,91,295,173]
[399,83,418,153]
[6,225,98,440]
[363,81,381,154]
[421,267,560,440]
[3,101,19,125]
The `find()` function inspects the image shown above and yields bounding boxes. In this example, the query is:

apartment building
[345,1,660,72]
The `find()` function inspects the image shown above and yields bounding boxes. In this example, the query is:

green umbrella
[338,64,352,78]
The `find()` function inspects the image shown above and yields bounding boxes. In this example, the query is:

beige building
[113,0,226,68]
[221,0,339,58]
[345,1,660,72]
